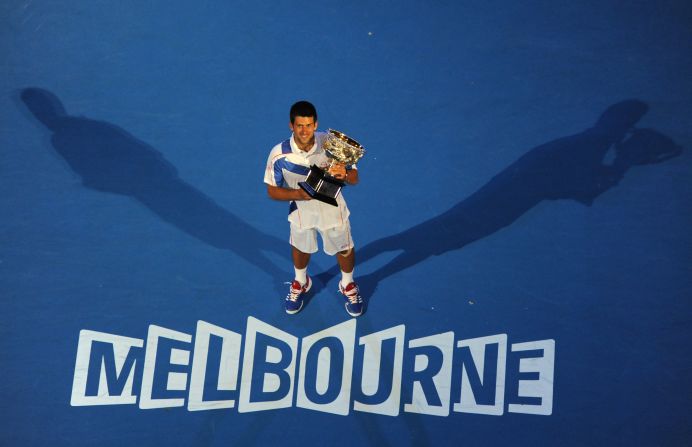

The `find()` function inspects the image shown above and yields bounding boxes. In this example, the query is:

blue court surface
[2,1,691,446]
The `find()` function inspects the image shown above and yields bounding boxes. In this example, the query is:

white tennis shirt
[264,131,355,230]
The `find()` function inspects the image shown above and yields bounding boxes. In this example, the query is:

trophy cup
[299,129,366,206]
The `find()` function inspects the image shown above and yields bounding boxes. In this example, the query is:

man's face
[290,116,317,149]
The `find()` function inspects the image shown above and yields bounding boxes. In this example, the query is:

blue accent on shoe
[340,282,363,317]
[285,276,311,315]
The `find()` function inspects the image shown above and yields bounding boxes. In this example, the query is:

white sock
[340,270,354,288]
[294,267,308,285]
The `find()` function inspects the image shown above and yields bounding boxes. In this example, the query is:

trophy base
[298,165,345,207]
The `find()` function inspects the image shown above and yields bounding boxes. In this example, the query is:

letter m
[71,330,143,406]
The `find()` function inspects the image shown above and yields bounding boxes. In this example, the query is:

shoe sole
[286,304,303,315]
[344,303,363,317]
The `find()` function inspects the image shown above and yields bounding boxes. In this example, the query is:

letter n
[454,334,507,415]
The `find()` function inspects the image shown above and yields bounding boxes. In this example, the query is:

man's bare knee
[338,248,353,257]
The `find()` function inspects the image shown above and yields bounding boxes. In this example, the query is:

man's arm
[344,168,359,185]
[328,165,359,185]
[266,184,312,201]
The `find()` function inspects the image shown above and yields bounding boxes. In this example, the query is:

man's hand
[615,129,682,166]
[328,164,347,180]
[327,164,359,185]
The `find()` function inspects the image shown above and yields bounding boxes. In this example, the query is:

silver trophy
[299,129,366,206]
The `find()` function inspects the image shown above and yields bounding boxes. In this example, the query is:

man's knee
[338,247,353,257]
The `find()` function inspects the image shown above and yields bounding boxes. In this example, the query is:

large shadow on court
[20,87,288,281]
[319,100,682,298]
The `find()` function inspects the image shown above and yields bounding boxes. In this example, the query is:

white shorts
[290,222,354,256]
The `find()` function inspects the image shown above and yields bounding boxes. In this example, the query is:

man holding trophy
[264,101,365,317]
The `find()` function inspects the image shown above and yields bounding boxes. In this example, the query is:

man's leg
[321,223,362,316]
[336,247,363,317]
[290,224,317,285]
[285,227,316,314]
[292,245,311,285]
[336,248,355,287]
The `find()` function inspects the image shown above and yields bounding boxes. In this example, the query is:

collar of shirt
[290,133,320,156]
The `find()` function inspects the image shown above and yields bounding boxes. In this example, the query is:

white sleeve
[264,145,283,186]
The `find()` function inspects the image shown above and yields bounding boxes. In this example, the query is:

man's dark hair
[290,101,317,123]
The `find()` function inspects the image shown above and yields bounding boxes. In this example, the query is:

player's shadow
[20,87,288,285]
[317,100,682,302]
